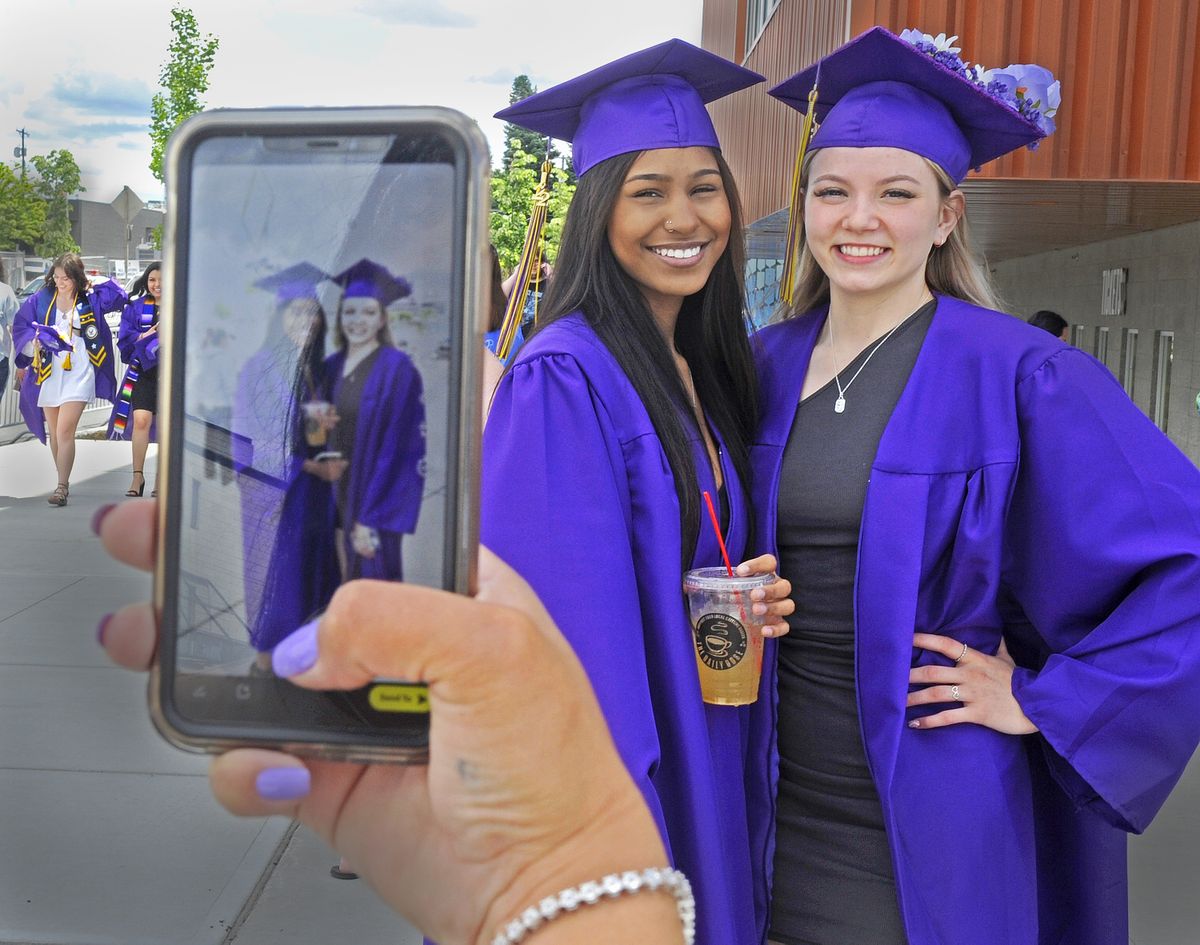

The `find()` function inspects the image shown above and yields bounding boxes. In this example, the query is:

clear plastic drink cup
[683,567,774,706]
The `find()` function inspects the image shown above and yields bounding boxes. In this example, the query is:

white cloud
[356,0,476,27]
[48,74,154,116]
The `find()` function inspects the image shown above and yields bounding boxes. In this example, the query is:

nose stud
[665,219,677,233]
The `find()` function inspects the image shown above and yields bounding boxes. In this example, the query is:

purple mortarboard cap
[332,259,412,306]
[494,39,765,176]
[253,262,328,304]
[770,27,1048,183]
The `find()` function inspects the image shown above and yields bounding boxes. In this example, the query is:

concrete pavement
[0,438,419,945]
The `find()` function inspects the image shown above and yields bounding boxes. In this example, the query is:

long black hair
[534,148,759,568]
[129,261,161,299]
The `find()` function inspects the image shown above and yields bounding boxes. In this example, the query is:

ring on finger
[950,684,962,702]
[954,641,969,665]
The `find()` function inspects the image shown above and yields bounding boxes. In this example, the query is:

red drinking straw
[703,490,735,577]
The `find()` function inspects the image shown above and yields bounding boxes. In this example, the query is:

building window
[1094,326,1109,366]
[1071,325,1087,349]
[746,0,782,54]
[1151,330,1174,431]
[1101,267,1127,316]
[1120,328,1138,399]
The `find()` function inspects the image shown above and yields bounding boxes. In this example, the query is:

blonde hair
[777,152,1002,320]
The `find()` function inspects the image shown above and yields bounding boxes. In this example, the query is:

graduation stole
[34,291,75,384]
[110,299,156,437]
[33,290,105,383]
[79,294,107,369]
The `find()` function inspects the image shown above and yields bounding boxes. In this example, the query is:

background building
[702,0,1200,464]
[70,189,163,280]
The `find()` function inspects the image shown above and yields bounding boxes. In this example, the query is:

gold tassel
[496,158,552,362]
[62,352,71,371]
[780,84,820,306]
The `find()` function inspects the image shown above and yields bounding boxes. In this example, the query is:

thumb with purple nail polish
[271,618,319,678]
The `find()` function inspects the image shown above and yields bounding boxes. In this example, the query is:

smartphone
[153,107,489,761]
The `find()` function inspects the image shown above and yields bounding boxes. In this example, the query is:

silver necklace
[826,305,919,414]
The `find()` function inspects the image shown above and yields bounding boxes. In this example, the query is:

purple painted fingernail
[91,503,117,536]
[97,613,113,647]
[272,619,320,677]
[255,767,311,801]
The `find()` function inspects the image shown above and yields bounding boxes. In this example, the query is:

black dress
[769,302,934,945]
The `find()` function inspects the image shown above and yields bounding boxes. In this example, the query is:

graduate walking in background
[107,261,163,497]
[12,252,126,506]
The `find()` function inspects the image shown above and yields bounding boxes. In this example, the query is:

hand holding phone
[97,503,671,945]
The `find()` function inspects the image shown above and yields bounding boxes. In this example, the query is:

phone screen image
[158,112,483,757]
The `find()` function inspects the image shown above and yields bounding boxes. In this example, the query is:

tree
[0,163,46,252]
[30,150,83,256]
[149,5,219,184]
[490,137,575,274]
[502,76,551,171]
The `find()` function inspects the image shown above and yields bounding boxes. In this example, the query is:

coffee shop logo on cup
[695,613,747,670]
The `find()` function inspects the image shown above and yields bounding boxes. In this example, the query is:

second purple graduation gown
[752,295,1200,945]
[106,296,160,440]
[482,314,774,945]
[12,280,125,442]
[326,345,425,580]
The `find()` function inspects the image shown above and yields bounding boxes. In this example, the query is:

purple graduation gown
[325,346,425,579]
[751,295,1200,945]
[12,280,125,442]
[106,297,159,440]
[482,314,775,945]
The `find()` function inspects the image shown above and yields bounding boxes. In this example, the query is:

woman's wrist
[476,788,672,945]
[492,884,684,945]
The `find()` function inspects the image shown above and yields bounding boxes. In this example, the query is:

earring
[665,220,677,233]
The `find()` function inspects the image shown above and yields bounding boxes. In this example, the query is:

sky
[1,0,703,205]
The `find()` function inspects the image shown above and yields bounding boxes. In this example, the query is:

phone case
[153,106,490,762]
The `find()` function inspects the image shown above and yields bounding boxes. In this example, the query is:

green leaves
[490,138,575,275]
[0,163,46,251]
[149,5,219,183]
[29,150,84,256]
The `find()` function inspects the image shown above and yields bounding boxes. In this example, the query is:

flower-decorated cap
[769,26,1060,183]
[253,262,328,304]
[332,259,412,306]
[494,39,765,176]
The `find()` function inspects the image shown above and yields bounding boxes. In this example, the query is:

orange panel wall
[703,0,1200,223]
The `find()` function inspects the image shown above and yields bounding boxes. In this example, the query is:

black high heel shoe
[126,470,145,498]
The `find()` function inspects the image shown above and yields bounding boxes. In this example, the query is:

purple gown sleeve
[12,293,40,367]
[90,279,128,316]
[355,353,425,535]
[1005,347,1200,832]
[480,354,667,832]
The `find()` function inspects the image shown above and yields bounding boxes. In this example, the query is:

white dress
[35,305,95,407]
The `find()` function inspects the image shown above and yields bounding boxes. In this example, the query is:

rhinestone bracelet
[489,866,695,945]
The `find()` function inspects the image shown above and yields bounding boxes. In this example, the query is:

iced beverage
[683,568,774,706]
[302,401,333,447]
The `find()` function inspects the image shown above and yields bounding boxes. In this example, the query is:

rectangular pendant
[834,396,846,413]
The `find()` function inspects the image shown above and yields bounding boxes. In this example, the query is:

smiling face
[606,146,731,326]
[51,267,75,298]
[804,146,962,308]
[147,269,162,301]
[338,295,385,349]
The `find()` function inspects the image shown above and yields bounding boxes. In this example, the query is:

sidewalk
[0,439,419,945]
